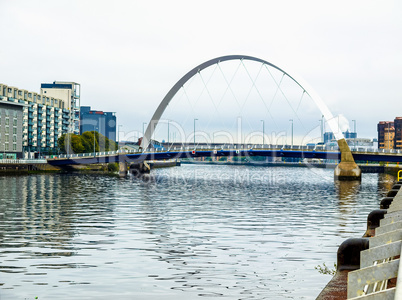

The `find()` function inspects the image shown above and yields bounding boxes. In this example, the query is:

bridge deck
[47,147,402,166]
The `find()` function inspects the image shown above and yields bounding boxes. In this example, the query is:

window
[18,91,22,96]
[5,119,9,125]
[13,119,17,126]
[13,111,17,117]
[13,127,17,134]
[12,144,16,151]
[5,110,9,116]
[5,134,9,142]
[7,88,11,93]
[12,135,16,142]
[5,143,8,151]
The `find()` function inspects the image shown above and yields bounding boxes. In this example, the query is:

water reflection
[0,168,397,299]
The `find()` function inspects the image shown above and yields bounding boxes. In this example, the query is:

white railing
[46,145,402,161]
[0,159,47,164]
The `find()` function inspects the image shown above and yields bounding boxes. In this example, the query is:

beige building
[40,81,81,134]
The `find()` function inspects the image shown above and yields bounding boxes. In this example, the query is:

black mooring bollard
[366,209,387,231]
[380,197,394,209]
[337,238,369,271]
[386,189,399,197]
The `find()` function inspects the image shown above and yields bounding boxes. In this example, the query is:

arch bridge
[49,55,390,180]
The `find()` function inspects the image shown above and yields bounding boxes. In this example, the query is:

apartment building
[41,81,80,134]
[0,82,74,157]
[378,121,395,150]
[0,101,25,158]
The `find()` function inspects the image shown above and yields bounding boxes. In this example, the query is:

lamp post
[194,118,198,149]
[320,115,324,143]
[142,122,146,138]
[167,120,170,149]
[352,119,356,150]
[93,125,98,157]
[290,119,293,148]
[117,125,122,151]
[261,120,265,147]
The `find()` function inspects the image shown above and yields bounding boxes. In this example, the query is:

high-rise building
[378,121,395,149]
[40,81,81,134]
[80,106,116,141]
[394,117,402,150]
[0,82,75,157]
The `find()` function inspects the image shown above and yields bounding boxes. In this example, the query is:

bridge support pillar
[334,138,361,181]
[130,162,151,176]
[119,162,128,177]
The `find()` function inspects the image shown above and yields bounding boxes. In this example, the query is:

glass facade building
[80,106,116,142]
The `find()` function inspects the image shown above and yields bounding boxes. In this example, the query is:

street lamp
[194,118,198,149]
[142,122,146,138]
[117,125,122,152]
[93,125,98,157]
[320,115,324,143]
[352,120,356,150]
[260,120,265,147]
[290,119,293,148]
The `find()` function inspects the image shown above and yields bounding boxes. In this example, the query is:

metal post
[93,125,96,157]
[94,125,98,157]
[261,120,264,147]
[290,119,293,148]
[352,119,356,150]
[167,120,170,148]
[117,125,122,151]
[321,115,324,143]
[194,118,198,149]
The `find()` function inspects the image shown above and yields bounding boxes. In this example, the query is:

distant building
[394,117,402,150]
[80,106,116,142]
[378,121,395,149]
[324,130,357,144]
[343,130,357,139]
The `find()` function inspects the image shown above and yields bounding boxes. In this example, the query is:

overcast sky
[1,0,401,142]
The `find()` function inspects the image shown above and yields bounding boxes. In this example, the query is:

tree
[58,131,117,154]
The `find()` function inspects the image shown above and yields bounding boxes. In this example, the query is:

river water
[0,165,396,299]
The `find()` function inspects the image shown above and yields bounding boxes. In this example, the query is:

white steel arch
[140,55,343,150]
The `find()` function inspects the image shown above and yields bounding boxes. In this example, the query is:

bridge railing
[0,159,47,164]
[51,149,142,159]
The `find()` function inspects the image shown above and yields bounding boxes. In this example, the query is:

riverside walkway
[346,182,402,299]
[318,179,402,299]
